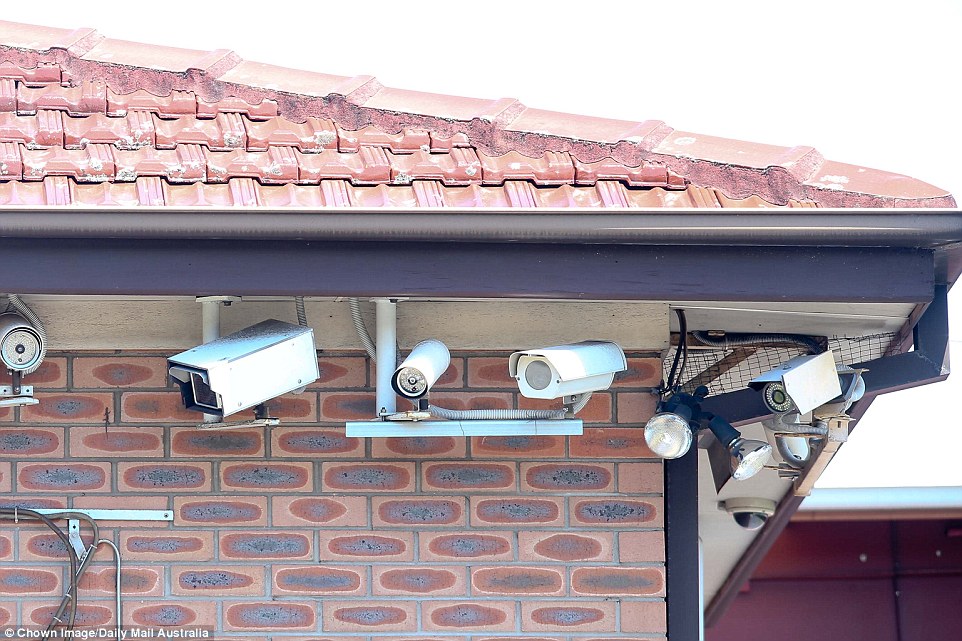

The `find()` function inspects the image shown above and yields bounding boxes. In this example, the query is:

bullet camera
[0,312,45,374]
[392,339,450,399]
[509,341,627,400]
[719,497,776,531]
[168,319,319,419]
[750,350,865,418]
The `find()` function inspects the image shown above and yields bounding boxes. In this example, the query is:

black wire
[0,508,80,631]
[665,308,688,393]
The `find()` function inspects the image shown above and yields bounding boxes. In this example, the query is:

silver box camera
[509,341,627,400]
[168,319,319,418]
[749,350,841,415]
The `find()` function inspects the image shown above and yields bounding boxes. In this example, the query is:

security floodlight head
[706,414,772,481]
[392,339,450,399]
[509,341,626,400]
[750,350,841,415]
[644,411,694,459]
[168,319,319,418]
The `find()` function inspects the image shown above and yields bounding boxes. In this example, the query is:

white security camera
[168,319,319,418]
[749,351,842,415]
[0,312,45,374]
[509,341,626,400]
[392,339,450,399]
[719,497,776,531]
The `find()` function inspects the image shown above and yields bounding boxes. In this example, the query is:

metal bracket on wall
[28,509,173,561]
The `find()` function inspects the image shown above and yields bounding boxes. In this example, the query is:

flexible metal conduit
[6,293,47,374]
[0,208,960,246]
[691,331,824,354]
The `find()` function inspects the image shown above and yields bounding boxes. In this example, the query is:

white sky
[4,0,961,487]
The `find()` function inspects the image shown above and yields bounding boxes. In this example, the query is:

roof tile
[574,158,686,188]
[63,111,155,150]
[392,148,482,185]
[196,95,277,120]
[258,183,326,208]
[0,78,16,111]
[0,141,22,179]
[81,38,237,75]
[298,147,392,185]
[204,147,298,184]
[20,143,114,181]
[336,125,431,153]
[246,116,336,153]
[0,62,61,85]
[43,175,72,205]
[107,88,196,117]
[0,111,64,148]
[113,145,207,183]
[136,176,166,205]
[18,80,107,116]
[217,61,375,98]
[0,179,44,204]
[478,150,575,185]
[154,112,246,151]
[70,180,141,206]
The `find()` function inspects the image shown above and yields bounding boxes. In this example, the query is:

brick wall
[0,352,666,638]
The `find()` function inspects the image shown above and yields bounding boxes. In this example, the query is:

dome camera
[719,497,777,531]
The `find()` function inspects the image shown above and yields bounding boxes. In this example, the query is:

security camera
[392,339,450,399]
[509,341,626,399]
[0,312,45,374]
[749,351,842,415]
[168,319,319,418]
[719,497,776,531]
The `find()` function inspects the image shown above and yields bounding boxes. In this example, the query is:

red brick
[522,602,616,632]
[264,391,317,421]
[433,358,464,388]
[420,531,514,562]
[118,461,211,492]
[472,566,565,596]
[17,461,110,492]
[19,532,71,560]
[0,428,63,457]
[0,602,13,627]
[0,463,9,493]
[28,603,113,627]
[172,565,265,596]
[374,566,465,596]
[618,462,663,494]
[612,357,663,387]
[0,406,11,423]
[127,600,217,628]
[0,567,60,595]
[467,357,515,387]
[323,601,416,632]
[570,427,655,459]
[319,531,414,562]
[22,392,113,423]
[272,428,363,457]
[429,391,513,410]
[519,531,613,562]
[121,391,198,422]
[170,427,264,457]
[472,497,564,527]
[121,530,214,561]
[471,434,566,458]
[0,496,65,510]
[220,461,313,491]
[274,565,366,596]
[220,531,312,560]
[175,496,268,526]
[308,356,368,388]
[423,462,515,491]
[521,463,615,492]
[620,600,666,634]
[519,392,612,423]
[571,567,665,596]
[319,392,376,421]
[0,534,10,559]
[69,426,163,457]
[619,531,665,563]
[72,495,169,525]
[272,495,367,527]
[225,601,317,631]
[72,356,169,387]
[616,392,659,425]
[570,497,663,527]
[322,462,415,492]
[0,357,66,387]
[79,565,163,596]
[423,601,515,632]
[374,497,466,527]
[371,436,466,458]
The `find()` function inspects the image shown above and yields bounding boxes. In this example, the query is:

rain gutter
[0,207,960,246]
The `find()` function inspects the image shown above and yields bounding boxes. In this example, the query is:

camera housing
[168,319,319,418]
[749,351,841,415]
[509,341,626,400]
[0,312,45,374]
[719,497,777,530]
[392,339,451,399]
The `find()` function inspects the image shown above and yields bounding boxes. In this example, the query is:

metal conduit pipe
[0,209,960,247]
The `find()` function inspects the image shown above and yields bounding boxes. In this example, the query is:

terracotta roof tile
[0,19,953,209]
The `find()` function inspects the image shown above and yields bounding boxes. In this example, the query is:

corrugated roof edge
[0,19,955,208]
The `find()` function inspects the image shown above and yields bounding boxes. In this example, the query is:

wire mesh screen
[661,333,900,396]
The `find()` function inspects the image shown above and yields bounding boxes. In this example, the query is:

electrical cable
[0,508,79,630]
[98,538,123,640]
[665,309,688,392]
[691,330,824,354]
[348,297,377,359]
